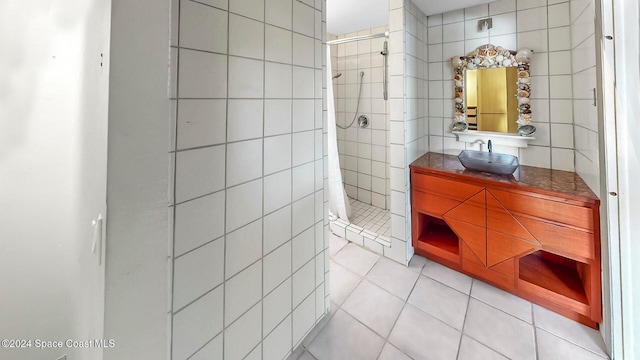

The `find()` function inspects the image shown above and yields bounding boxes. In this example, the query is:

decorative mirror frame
[451,44,534,135]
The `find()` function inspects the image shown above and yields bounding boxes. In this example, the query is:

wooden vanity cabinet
[410,153,601,328]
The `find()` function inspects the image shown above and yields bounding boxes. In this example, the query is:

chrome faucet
[488,139,492,153]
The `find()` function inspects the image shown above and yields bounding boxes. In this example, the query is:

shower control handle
[357,115,369,128]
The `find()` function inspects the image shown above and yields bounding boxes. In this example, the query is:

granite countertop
[409,152,598,202]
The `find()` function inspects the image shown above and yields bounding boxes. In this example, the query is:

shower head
[332,73,342,79]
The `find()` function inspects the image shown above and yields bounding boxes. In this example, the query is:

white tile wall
[173,238,224,311]
[264,135,292,175]
[571,0,600,193]
[173,191,225,256]
[331,26,390,210]
[176,100,226,149]
[224,303,262,359]
[174,145,225,203]
[225,220,263,279]
[229,14,265,59]
[225,261,262,325]
[179,1,227,53]
[169,0,328,358]
[226,178,263,229]
[263,205,292,253]
[263,279,292,333]
[178,50,227,98]
[264,170,292,214]
[227,99,264,141]
[265,99,293,134]
[171,286,224,360]
[228,56,264,98]
[263,315,293,360]
[265,0,292,29]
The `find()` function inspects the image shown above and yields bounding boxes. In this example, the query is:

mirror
[466,67,518,133]
[451,44,534,135]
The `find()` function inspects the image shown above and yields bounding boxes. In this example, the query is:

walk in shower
[327,28,391,252]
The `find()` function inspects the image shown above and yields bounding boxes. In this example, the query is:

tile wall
[168,0,329,358]
[371,0,430,265]
[424,0,590,172]
[384,0,413,265]
[571,0,600,194]
[330,27,391,210]
[403,2,430,166]
[401,2,430,265]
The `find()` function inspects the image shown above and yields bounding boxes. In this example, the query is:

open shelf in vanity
[410,152,602,328]
[415,214,459,264]
[519,250,589,305]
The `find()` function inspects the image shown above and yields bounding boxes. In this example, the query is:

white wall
[332,27,391,209]
[103,0,170,359]
[168,0,329,358]
[0,0,110,359]
[608,0,640,357]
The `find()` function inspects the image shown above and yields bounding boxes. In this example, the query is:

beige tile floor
[289,234,610,360]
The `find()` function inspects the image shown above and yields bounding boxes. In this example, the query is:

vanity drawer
[516,216,595,260]
[412,172,483,201]
[487,189,595,232]
[412,190,459,217]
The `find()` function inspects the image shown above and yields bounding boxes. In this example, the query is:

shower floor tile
[348,198,391,237]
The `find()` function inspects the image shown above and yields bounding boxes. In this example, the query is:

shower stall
[327,28,391,252]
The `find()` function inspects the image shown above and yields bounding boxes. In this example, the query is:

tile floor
[349,199,391,237]
[330,199,392,252]
[288,234,610,360]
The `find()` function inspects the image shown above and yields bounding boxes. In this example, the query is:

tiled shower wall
[424,0,589,172]
[167,0,328,359]
[571,0,600,194]
[331,27,391,209]
[389,0,431,264]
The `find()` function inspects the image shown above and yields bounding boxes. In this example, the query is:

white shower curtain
[326,45,352,222]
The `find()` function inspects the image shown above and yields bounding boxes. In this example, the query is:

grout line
[168,0,182,357]
[289,0,295,353]
[260,1,266,355]
[242,341,262,360]
[533,300,540,360]
[185,330,223,360]
[455,280,474,360]
[221,3,230,358]
[372,262,422,360]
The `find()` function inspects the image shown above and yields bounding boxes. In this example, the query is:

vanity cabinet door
[443,191,487,266]
[485,191,540,267]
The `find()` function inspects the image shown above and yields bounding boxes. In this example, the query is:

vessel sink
[458,150,519,175]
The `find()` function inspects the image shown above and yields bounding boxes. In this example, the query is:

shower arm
[381,41,388,101]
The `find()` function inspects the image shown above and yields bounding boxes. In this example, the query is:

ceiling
[327,0,495,36]
[326,0,388,35]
